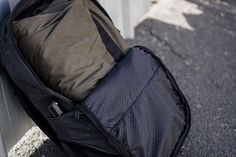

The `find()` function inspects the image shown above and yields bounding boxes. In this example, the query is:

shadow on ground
[31,0,236,157]
[128,0,236,156]
[29,139,62,157]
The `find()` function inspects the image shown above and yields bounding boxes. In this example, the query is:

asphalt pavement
[128,0,236,156]
[9,0,236,156]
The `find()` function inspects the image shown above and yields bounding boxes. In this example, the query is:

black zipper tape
[134,45,191,157]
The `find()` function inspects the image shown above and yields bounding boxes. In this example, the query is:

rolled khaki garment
[13,0,129,101]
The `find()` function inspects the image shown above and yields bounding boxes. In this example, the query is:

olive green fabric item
[13,0,128,101]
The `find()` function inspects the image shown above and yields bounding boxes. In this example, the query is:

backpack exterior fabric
[12,0,128,101]
[0,0,191,157]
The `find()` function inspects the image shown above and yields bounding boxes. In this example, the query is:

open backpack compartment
[0,0,191,156]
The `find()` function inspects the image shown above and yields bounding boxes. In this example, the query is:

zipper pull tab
[48,101,63,117]
[75,105,81,120]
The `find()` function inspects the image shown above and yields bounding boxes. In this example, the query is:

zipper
[4,0,110,109]
[5,1,121,156]
[6,23,120,155]
[5,0,75,109]
[8,35,119,155]
[134,45,191,157]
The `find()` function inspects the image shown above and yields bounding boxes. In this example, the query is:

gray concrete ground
[9,0,236,156]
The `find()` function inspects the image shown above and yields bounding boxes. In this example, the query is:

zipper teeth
[135,45,191,157]
[8,37,75,107]
[6,0,110,108]
[8,38,118,155]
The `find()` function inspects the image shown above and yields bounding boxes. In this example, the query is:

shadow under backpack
[0,0,191,157]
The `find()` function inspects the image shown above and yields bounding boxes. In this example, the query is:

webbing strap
[92,17,124,62]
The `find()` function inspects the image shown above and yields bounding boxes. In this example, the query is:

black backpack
[0,0,191,157]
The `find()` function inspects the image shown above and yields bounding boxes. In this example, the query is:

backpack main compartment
[0,0,191,157]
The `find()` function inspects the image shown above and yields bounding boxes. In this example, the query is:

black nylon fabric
[0,33,123,156]
[110,67,185,157]
[83,48,159,128]
[0,0,190,156]
[0,0,127,156]
[82,47,190,157]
